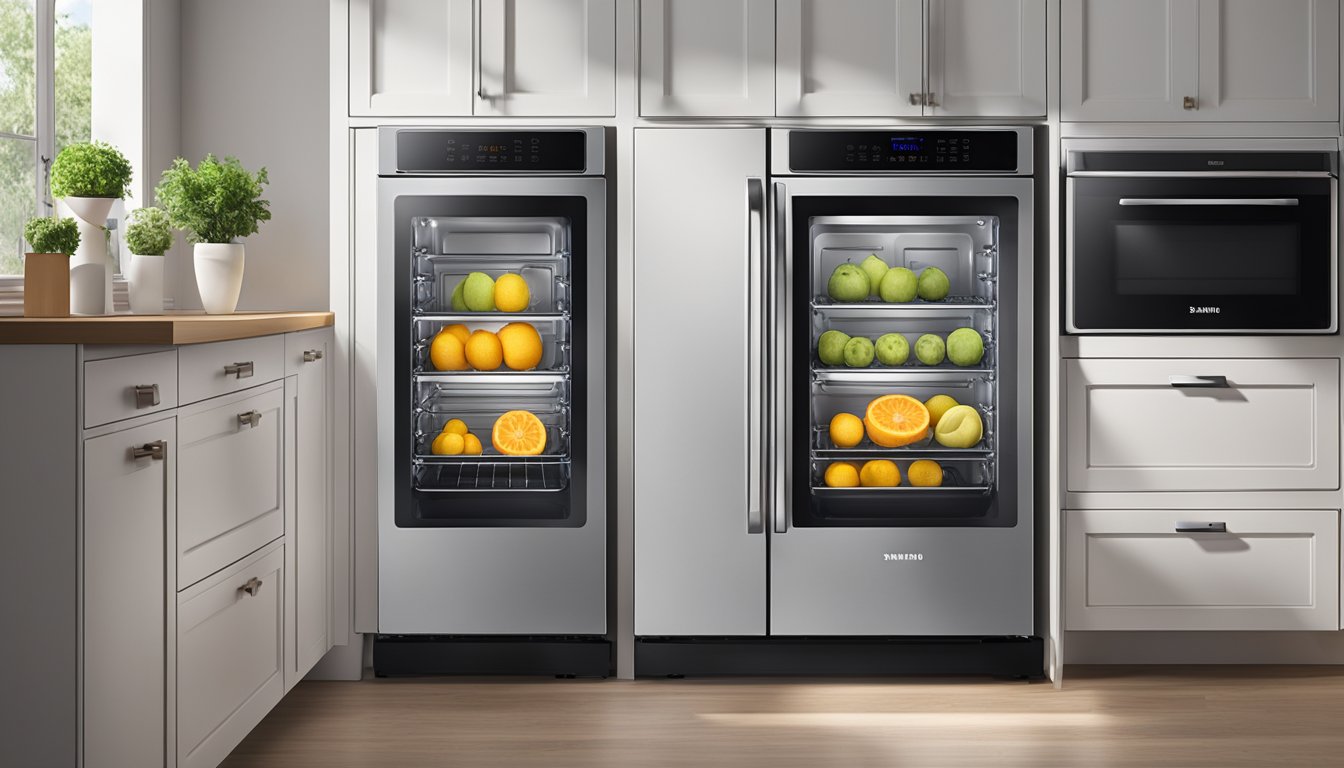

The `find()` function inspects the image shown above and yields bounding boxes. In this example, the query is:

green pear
[859,255,889,297]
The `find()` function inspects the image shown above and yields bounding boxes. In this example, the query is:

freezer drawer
[1065,508,1339,631]
[1065,358,1340,492]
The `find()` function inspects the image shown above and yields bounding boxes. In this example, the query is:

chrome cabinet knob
[925,92,939,108]
[239,577,263,597]
[303,349,324,362]
[223,361,255,379]
[133,383,160,409]
[908,92,926,106]
[237,410,263,428]
[130,440,167,461]
[1183,96,1198,110]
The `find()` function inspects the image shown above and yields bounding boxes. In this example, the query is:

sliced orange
[864,394,931,448]
[492,410,548,456]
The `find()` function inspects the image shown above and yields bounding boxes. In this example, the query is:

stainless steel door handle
[129,440,167,461]
[302,349,324,362]
[133,383,160,409]
[1118,198,1300,207]
[237,410,263,427]
[1176,521,1227,533]
[239,577,263,597]
[772,182,790,535]
[746,177,765,535]
[223,361,255,379]
[1169,375,1229,388]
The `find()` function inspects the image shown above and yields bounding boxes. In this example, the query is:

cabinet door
[926,0,1046,116]
[477,0,617,116]
[349,0,474,116]
[640,0,775,117]
[1196,0,1339,121]
[776,0,925,117]
[1061,0,1199,121]
[84,419,173,768]
[287,331,331,683]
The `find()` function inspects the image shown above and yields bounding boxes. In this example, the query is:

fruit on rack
[443,323,471,345]
[429,330,469,371]
[824,462,861,488]
[859,254,889,297]
[827,263,870,302]
[463,433,483,455]
[875,333,910,366]
[859,459,901,487]
[947,327,985,367]
[431,431,465,455]
[908,459,944,487]
[879,266,918,303]
[934,405,984,449]
[465,329,504,371]
[817,330,851,365]
[442,418,468,435]
[923,395,959,429]
[829,412,865,448]
[463,272,497,312]
[843,336,875,367]
[864,394,930,448]
[494,273,531,313]
[493,410,548,456]
[916,266,951,301]
[498,321,544,370]
[915,333,946,366]
[451,281,469,312]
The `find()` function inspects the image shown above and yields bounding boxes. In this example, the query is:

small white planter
[64,196,116,315]
[194,243,245,314]
[126,252,165,314]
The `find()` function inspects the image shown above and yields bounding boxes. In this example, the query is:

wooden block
[22,253,71,318]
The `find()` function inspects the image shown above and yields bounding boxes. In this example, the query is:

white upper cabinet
[1062,0,1199,121]
[925,0,1046,116]
[776,0,925,117]
[640,0,776,117]
[477,0,617,116]
[349,0,474,116]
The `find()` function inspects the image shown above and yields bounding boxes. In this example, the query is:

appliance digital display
[891,138,924,153]
[789,130,1019,172]
[396,130,587,173]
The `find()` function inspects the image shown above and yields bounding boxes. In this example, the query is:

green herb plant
[124,207,173,256]
[155,155,271,244]
[49,141,133,199]
[24,217,81,256]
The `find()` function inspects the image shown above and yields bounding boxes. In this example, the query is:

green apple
[859,254,889,297]
[878,267,918,303]
[843,336,875,368]
[947,327,985,367]
[934,405,984,448]
[462,272,497,312]
[450,281,468,312]
[917,267,951,301]
[817,330,851,366]
[915,333,946,366]
[827,263,870,302]
[874,333,910,366]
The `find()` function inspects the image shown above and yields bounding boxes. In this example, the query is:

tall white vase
[64,196,116,315]
[194,243,245,314]
[126,252,165,314]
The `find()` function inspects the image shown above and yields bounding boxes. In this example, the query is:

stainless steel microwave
[1065,146,1338,334]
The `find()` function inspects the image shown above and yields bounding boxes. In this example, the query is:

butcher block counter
[0,310,334,345]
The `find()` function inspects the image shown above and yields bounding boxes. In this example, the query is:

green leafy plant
[155,155,271,244]
[124,206,173,256]
[49,141,133,199]
[24,216,80,255]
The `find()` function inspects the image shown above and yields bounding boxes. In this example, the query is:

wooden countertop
[0,311,334,345]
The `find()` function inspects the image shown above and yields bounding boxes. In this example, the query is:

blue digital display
[891,138,925,153]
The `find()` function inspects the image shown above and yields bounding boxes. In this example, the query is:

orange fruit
[429,330,468,371]
[823,462,860,487]
[462,433,483,455]
[441,418,468,435]
[492,410,547,456]
[464,330,503,371]
[430,432,464,455]
[908,460,944,487]
[864,394,931,448]
[442,323,471,345]
[828,412,864,448]
[859,459,901,487]
[498,321,544,370]
[494,273,532,313]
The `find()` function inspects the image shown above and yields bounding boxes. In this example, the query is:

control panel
[788,130,1020,173]
[395,129,588,173]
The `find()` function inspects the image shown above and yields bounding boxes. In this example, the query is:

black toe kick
[373,635,612,678]
[635,636,1044,679]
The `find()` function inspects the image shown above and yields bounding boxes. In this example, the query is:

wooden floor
[222,667,1344,767]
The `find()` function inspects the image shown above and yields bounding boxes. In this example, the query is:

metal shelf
[413,459,570,493]
[811,298,996,313]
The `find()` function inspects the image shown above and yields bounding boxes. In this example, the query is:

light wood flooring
[222,667,1344,767]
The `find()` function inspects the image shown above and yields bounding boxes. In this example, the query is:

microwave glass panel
[1114,223,1300,296]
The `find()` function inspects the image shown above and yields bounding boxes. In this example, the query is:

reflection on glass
[0,1,37,276]
[55,0,91,154]
[0,136,35,275]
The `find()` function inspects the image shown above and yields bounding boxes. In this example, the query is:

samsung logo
[1189,306,1222,314]
[883,553,924,562]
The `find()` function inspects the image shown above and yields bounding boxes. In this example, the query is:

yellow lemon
[442,323,471,345]
[431,432,465,455]
[859,459,901,487]
[498,321,544,371]
[908,459,944,487]
[441,418,468,435]
[494,273,531,313]
[828,412,865,448]
[464,330,503,371]
[429,331,468,371]
[462,433,483,455]
[823,462,860,488]
[924,394,959,429]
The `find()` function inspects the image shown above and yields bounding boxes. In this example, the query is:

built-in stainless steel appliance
[1066,143,1338,333]
[633,127,1038,675]
[374,127,608,675]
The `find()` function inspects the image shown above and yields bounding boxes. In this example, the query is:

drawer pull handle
[1176,521,1227,533]
[303,349,324,362]
[133,383,160,409]
[129,440,167,461]
[1169,375,1229,388]
[224,361,255,379]
[239,577,263,597]
[237,410,263,428]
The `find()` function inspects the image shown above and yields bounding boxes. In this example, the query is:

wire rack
[414,460,570,492]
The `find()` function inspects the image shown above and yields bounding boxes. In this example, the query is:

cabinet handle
[303,349,324,362]
[223,361,254,379]
[1183,95,1198,110]
[129,440,167,461]
[925,92,939,108]
[908,92,925,106]
[1176,521,1227,533]
[1169,375,1229,388]
[237,410,263,428]
[133,383,160,409]
[239,577,263,597]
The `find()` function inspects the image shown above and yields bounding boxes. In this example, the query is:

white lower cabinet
[287,329,333,682]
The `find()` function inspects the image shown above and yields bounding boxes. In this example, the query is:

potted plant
[21,217,81,318]
[155,155,270,315]
[124,207,174,314]
[49,141,133,315]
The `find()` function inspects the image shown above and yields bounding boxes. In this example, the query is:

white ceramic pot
[127,252,165,314]
[194,243,245,314]
[64,196,116,315]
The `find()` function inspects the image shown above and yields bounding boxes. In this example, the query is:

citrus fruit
[429,331,468,371]
[859,459,901,487]
[493,410,547,455]
[908,459,944,487]
[924,394,959,428]
[464,329,503,370]
[864,394,931,448]
[498,321,544,370]
[494,273,531,312]
[431,432,464,455]
[463,272,496,311]
[441,418,468,435]
[823,462,860,487]
[462,433,483,455]
[442,323,471,345]
[934,405,983,449]
[829,412,864,448]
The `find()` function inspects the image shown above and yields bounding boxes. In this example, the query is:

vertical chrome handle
[129,440,167,461]
[772,182,790,535]
[223,361,254,379]
[746,177,765,535]
[237,410,263,428]
[133,383,160,409]
[239,577,263,597]
[303,349,324,362]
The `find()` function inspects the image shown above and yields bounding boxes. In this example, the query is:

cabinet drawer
[83,350,178,428]
[1065,358,1340,492]
[178,334,285,405]
[177,542,285,768]
[1065,508,1339,631]
[178,383,285,587]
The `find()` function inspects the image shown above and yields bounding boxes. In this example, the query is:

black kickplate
[635,636,1043,679]
[374,635,612,678]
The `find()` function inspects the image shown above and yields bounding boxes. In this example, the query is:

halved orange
[492,410,548,456]
[864,394,931,448]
